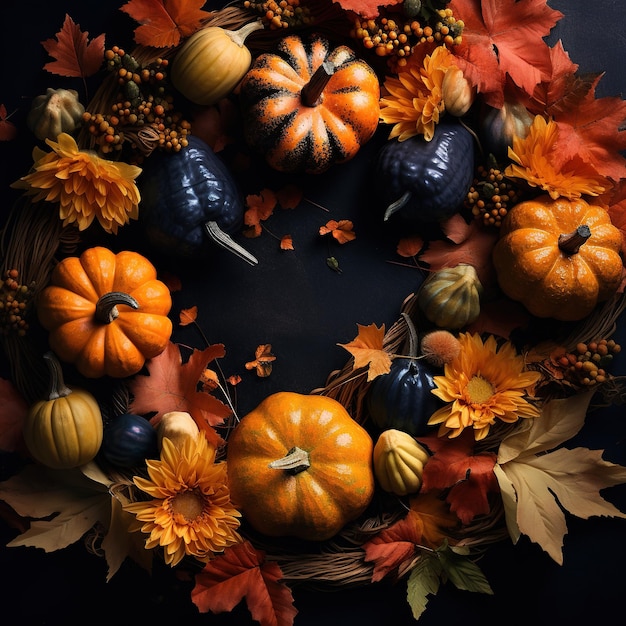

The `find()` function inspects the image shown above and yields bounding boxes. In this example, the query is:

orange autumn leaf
[179,305,198,326]
[244,189,278,237]
[245,344,276,378]
[121,0,211,48]
[0,104,17,141]
[338,323,391,381]
[418,432,499,525]
[319,219,356,244]
[449,0,563,108]
[128,341,231,447]
[0,378,29,453]
[42,14,105,78]
[418,220,499,288]
[192,541,297,626]
[408,490,461,547]
[334,0,402,19]
[276,184,303,209]
[200,368,219,392]
[280,235,294,251]
[397,235,425,259]
[227,374,242,386]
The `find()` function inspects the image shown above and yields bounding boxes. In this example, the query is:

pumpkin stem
[95,292,139,324]
[383,191,412,221]
[225,19,264,47]
[301,61,335,107]
[401,312,419,358]
[558,225,591,255]
[268,446,311,474]
[204,221,258,266]
[43,351,72,400]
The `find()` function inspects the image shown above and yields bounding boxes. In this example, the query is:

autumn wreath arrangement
[2,0,626,624]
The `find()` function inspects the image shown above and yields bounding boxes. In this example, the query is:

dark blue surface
[1,1,625,625]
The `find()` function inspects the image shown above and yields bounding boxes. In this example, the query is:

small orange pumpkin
[227,391,375,541]
[492,195,624,321]
[239,34,380,174]
[37,246,173,378]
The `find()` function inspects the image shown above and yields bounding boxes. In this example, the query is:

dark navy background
[1,1,625,624]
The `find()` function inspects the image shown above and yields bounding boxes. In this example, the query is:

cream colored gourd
[157,411,199,450]
[171,21,264,106]
[27,88,85,141]
[373,429,430,496]
[417,264,483,329]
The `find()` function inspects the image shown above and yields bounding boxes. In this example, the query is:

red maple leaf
[449,0,563,108]
[121,0,211,48]
[418,431,499,525]
[128,341,231,447]
[0,378,29,453]
[192,541,298,626]
[41,14,105,78]
[0,104,17,141]
[332,0,402,19]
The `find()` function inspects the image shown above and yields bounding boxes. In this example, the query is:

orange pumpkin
[492,195,624,321]
[227,391,375,541]
[239,34,380,174]
[37,246,173,378]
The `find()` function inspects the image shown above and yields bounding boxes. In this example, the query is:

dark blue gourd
[376,121,475,225]
[366,314,442,436]
[137,135,257,264]
[100,413,159,468]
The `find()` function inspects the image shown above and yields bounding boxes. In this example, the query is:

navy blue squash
[376,121,475,225]
[137,135,257,264]
[366,314,441,437]
[100,413,159,468]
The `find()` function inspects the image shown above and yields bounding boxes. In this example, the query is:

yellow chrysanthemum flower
[12,132,141,234]
[505,115,608,200]
[379,45,454,142]
[428,333,541,441]
[124,432,242,567]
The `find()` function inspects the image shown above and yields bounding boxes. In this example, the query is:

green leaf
[406,554,441,621]
[436,542,493,595]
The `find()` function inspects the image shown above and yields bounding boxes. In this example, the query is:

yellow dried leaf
[338,323,391,381]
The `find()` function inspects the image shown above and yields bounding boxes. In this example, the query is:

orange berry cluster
[556,340,621,386]
[351,8,463,70]
[243,0,312,29]
[0,269,34,337]
[466,165,523,228]
[83,47,190,157]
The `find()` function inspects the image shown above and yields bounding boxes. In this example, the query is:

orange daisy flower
[13,132,141,234]
[505,115,609,200]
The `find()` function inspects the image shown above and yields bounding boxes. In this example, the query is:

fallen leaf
[120,0,211,48]
[0,464,109,553]
[128,341,231,446]
[192,540,298,626]
[42,14,105,78]
[244,189,278,237]
[179,305,198,326]
[0,104,18,141]
[337,323,391,381]
[0,378,28,453]
[319,219,356,244]
[280,235,294,251]
[276,184,303,209]
[450,0,563,108]
[245,344,276,378]
[419,432,499,525]
[495,393,626,564]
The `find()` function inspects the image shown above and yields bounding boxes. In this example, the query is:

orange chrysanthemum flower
[124,433,242,567]
[505,115,608,200]
[13,132,141,234]
[428,333,541,441]
[379,45,455,142]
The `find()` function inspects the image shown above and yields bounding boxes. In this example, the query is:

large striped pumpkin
[239,34,380,174]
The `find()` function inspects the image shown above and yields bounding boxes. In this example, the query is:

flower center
[171,489,205,522]
[465,375,494,405]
